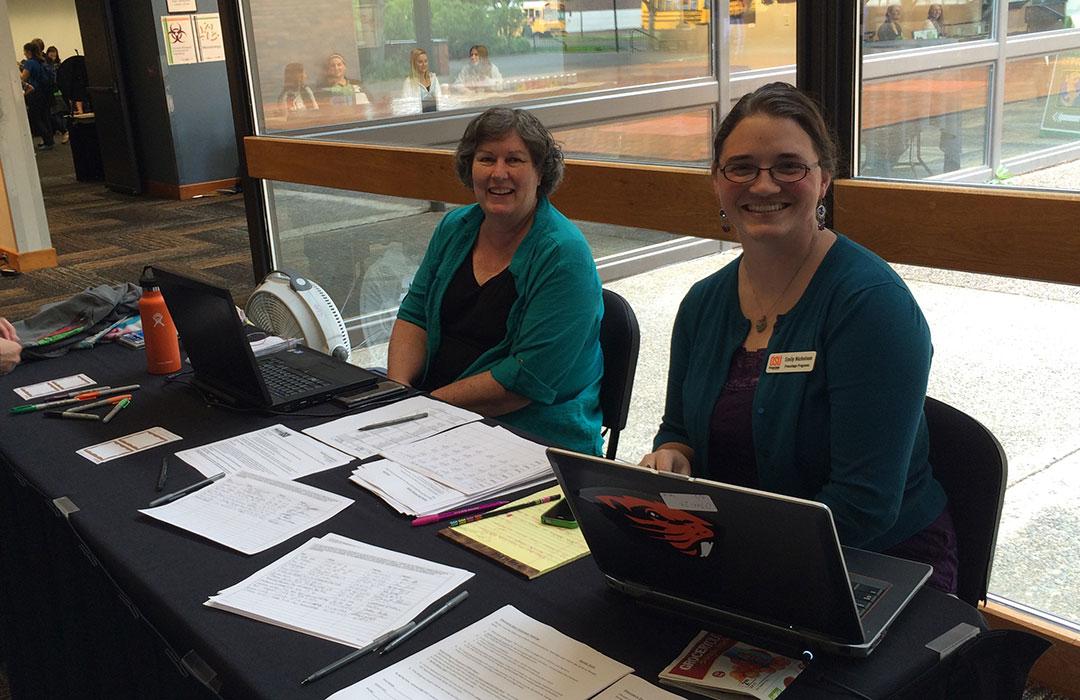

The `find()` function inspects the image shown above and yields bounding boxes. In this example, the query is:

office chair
[599,289,640,460]
[924,396,1008,607]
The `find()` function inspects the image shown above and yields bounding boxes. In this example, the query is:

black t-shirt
[421,253,518,391]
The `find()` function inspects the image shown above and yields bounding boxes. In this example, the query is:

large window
[236,0,796,342]
[857,0,1080,628]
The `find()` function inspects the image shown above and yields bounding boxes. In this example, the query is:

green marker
[33,326,86,346]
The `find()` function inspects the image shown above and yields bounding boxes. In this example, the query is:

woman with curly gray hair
[388,107,604,455]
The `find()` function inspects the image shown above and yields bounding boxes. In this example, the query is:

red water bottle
[138,266,181,374]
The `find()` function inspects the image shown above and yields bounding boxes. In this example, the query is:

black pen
[148,472,224,507]
[156,456,170,492]
[300,621,417,685]
[379,590,469,655]
[357,412,428,431]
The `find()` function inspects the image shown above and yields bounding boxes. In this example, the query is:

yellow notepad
[438,486,590,579]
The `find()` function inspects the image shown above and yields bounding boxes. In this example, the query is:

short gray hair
[454,108,564,196]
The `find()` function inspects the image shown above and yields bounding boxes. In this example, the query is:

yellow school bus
[522,1,567,36]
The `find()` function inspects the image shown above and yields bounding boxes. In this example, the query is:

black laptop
[153,267,377,412]
[546,448,932,658]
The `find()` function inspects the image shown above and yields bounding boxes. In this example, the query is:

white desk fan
[244,270,351,360]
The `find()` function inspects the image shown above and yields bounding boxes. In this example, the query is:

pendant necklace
[743,233,817,334]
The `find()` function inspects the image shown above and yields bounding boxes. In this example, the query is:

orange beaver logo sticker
[595,495,715,557]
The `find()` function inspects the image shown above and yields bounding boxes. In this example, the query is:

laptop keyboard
[851,580,886,617]
[259,357,331,397]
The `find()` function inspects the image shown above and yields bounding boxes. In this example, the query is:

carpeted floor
[1,145,256,323]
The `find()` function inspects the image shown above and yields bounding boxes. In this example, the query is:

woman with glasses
[640,83,957,593]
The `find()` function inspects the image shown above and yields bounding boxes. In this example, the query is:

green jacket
[655,235,946,551]
[398,197,604,455]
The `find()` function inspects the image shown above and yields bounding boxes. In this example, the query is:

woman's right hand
[0,339,22,374]
[639,446,692,475]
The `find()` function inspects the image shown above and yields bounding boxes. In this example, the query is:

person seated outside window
[317,53,370,108]
[278,62,319,112]
[876,4,905,41]
[401,48,441,112]
[456,45,503,92]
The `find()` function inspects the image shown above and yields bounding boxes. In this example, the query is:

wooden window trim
[245,137,1080,286]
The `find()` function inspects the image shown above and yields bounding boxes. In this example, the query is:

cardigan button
[757,408,764,415]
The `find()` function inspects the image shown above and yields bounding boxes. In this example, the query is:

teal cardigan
[397,197,604,455]
[654,235,946,551]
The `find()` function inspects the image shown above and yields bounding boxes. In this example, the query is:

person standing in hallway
[20,43,55,151]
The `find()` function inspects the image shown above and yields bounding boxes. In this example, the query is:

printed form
[139,471,352,554]
[328,605,633,700]
[302,395,482,459]
[175,424,353,480]
[205,534,473,648]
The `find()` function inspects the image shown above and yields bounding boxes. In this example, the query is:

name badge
[765,351,817,374]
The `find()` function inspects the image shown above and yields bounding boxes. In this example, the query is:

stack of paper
[351,422,554,516]
[139,471,353,554]
[302,395,482,460]
[206,533,473,648]
[328,605,633,700]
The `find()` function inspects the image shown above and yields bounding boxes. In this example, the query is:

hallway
[1,147,254,321]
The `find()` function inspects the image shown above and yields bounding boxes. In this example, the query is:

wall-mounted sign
[162,15,198,65]
[1041,51,1080,137]
[195,13,225,62]
[166,0,197,12]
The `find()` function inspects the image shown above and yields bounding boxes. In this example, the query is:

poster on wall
[1040,51,1080,137]
[162,15,198,65]
[195,13,225,62]
[166,0,197,12]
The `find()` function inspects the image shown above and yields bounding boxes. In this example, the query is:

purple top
[706,347,766,488]
[705,345,958,593]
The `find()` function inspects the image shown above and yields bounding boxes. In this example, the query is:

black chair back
[599,289,640,460]
[924,396,1007,607]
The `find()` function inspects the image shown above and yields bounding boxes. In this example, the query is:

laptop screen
[549,449,865,645]
[153,268,269,406]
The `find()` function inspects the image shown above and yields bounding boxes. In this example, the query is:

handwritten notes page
[439,485,590,579]
[206,534,473,648]
[139,471,352,554]
[328,605,632,700]
[380,422,552,495]
[350,422,554,516]
[302,395,481,460]
[176,424,353,480]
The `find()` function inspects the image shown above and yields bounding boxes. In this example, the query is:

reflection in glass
[859,66,991,178]
[1002,51,1080,163]
[1007,0,1080,36]
[553,108,712,166]
[861,0,991,52]
[250,0,721,134]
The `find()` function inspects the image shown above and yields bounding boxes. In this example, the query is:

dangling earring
[816,201,828,231]
[719,209,732,233]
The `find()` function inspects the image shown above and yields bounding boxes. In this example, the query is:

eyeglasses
[717,162,819,184]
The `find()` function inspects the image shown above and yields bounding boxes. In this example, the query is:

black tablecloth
[0,344,986,699]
